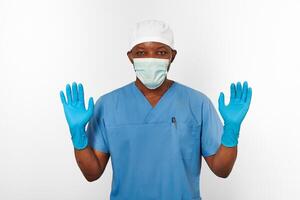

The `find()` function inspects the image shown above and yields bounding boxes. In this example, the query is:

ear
[170,49,177,63]
[127,51,133,64]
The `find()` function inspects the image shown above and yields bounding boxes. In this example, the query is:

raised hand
[218,81,252,147]
[60,82,94,150]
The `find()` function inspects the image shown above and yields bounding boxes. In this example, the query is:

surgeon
[59,19,252,200]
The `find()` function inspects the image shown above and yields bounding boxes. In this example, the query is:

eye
[157,51,167,55]
[136,51,145,56]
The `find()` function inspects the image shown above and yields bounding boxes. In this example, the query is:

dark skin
[74,41,237,182]
[127,41,177,107]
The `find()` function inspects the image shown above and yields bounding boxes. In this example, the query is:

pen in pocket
[171,116,177,129]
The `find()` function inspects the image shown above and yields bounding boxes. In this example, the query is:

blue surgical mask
[133,58,170,90]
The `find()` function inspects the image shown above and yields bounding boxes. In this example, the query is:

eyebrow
[156,46,168,50]
[135,46,145,50]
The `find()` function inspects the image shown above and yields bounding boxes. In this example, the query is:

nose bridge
[148,51,156,57]
[140,50,157,58]
[144,50,171,60]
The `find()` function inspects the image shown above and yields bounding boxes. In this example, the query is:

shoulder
[93,81,133,111]
[174,81,211,105]
[174,81,216,125]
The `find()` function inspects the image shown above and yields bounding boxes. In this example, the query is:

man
[59,19,252,200]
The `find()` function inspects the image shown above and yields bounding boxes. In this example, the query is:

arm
[60,82,109,182]
[204,145,237,178]
[204,81,252,178]
[74,147,110,182]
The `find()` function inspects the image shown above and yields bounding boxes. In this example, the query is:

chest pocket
[171,117,201,161]
[105,118,201,164]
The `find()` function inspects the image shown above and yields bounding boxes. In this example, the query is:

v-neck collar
[131,80,177,111]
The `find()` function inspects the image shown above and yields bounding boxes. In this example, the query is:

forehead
[132,41,171,50]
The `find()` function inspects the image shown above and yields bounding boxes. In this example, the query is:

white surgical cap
[129,19,174,50]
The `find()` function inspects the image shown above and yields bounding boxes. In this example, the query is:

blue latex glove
[60,82,94,150]
[218,81,252,147]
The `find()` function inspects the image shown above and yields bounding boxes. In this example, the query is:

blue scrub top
[86,80,223,200]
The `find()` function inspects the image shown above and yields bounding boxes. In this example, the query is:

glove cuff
[70,127,88,150]
[221,122,241,147]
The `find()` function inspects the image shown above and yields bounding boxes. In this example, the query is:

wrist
[224,122,241,135]
[221,122,241,147]
[69,126,88,150]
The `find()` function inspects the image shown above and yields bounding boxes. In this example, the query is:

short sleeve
[86,96,110,154]
[200,96,223,157]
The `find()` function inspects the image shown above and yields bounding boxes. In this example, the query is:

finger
[246,87,252,105]
[72,82,78,103]
[218,92,225,110]
[236,82,242,99]
[87,97,94,116]
[60,91,67,105]
[230,83,236,101]
[241,81,248,102]
[78,83,84,103]
[66,84,72,104]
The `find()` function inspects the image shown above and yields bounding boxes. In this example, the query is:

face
[127,41,177,71]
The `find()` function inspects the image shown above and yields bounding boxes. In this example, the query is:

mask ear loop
[167,56,172,72]
[167,47,177,72]
[130,51,137,72]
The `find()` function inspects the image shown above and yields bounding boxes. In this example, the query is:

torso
[96,80,208,199]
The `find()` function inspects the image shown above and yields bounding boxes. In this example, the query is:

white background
[1,0,300,199]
